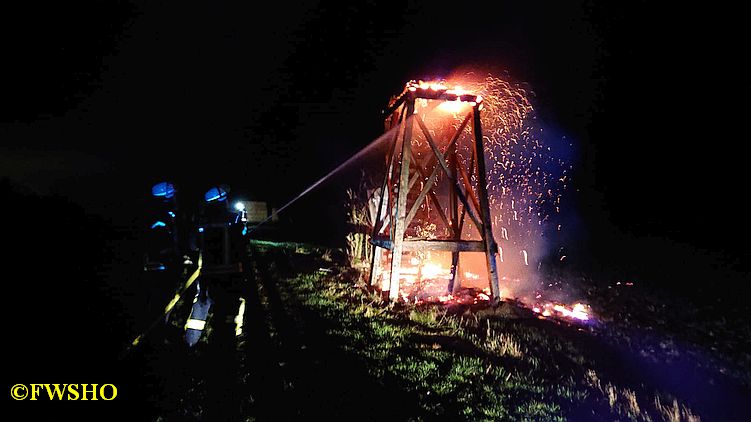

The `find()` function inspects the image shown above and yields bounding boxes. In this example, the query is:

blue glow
[151,221,167,229]
[242,226,247,236]
[204,186,228,202]
[168,211,176,217]
[151,182,176,198]
[144,263,166,271]
[235,201,245,211]
[198,227,204,233]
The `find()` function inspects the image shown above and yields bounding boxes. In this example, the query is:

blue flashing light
[204,186,228,202]
[151,182,176,198]
[168,211,176,218]
[144,263,166,272]
[151,221,167,229]
[198,227,204,233]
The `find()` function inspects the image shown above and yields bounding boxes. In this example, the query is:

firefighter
[144,181,179,272]
[184,184,249,347]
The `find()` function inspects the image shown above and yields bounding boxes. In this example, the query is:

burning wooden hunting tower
[369,81,501,302]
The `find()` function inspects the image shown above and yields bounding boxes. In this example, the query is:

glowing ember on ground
[410,287,492,306]
[403,279,592,323]
[532,302,591,321]
[395,257,592,323]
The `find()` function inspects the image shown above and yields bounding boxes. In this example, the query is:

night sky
[2,2,749,264]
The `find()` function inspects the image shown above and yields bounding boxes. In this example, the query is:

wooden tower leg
[370,109,403,288]
[472,105,501,302]
[448,134,460,294]
[388,101,415,301]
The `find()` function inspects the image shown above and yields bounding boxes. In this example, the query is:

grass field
[139,240,750,421]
